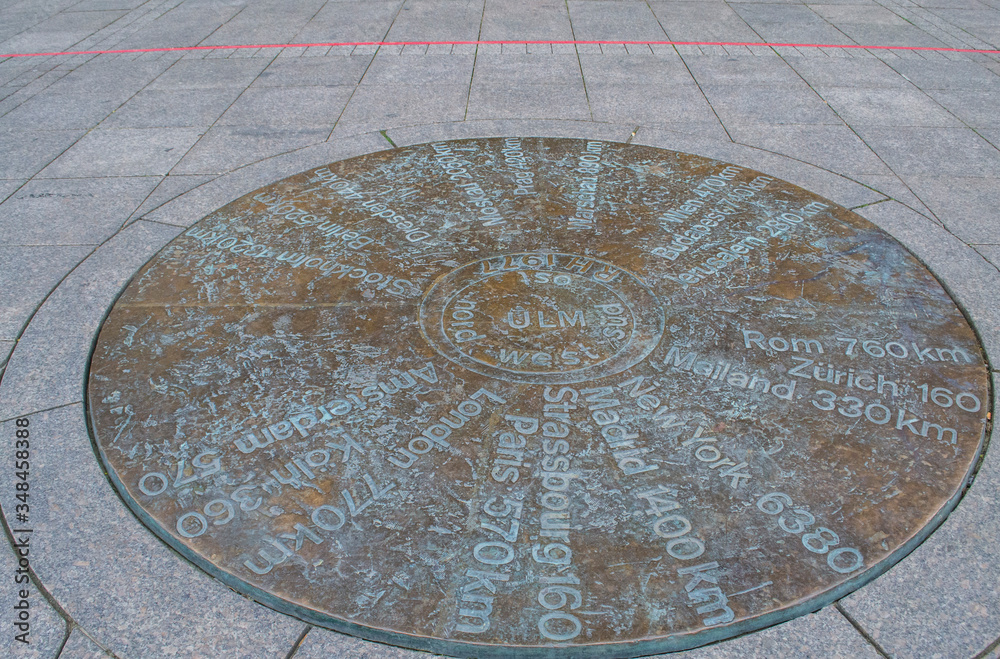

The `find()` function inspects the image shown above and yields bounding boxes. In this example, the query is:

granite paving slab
[294,1,403,45]
[0,245,92,337]
[36,127,205,178]
[169,125,333,176]
[0,130,86,180]
[57,628,109,659]
[0,533,66,659]
[99,87,246,129]
[480,0,574,41]
[253,55,374,89]
[0,177,162,245]
[648,2,762,43]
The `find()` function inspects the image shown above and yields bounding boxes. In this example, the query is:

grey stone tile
[24,220,181,338]
[916,0,993,9]
[579,53,693,86]
[481,0,573,40]
[472,53,582,85]
[147,130,390,226]
[113,4,244,49]
[785,55,915,88]
[0,340,13,375]
[71,0,148,9]
[842,372,1000,658]
[294,600,877,657]
[467,82,590,121]
[0,177,161,245]
[0,178,24,203]
[0,130,84,180]
[947,23,1000,47]
[128,174,216,221]
[171,125,333,175]
[974,245,1000,268]
[684,54,812,86]
[665,606,880,658]
[649,2,761,42]
[849,173,939,215]
[810,4,912,24]
[699,84,844,125]
[903,175,1000,243]
[99,87,244,128]
[146,58,272,91]
[981,126,1000,150]
[338,83,469,129]
[887,59,1000,89]
[295,0,403,43]
[37,127,205,178]
[0,11,49,46]
[57,628,109,658]
[587,81,723,125]
[43,60,176,101]
[215,85,354,127]
[0,10,125,56]
[0,535,67,659]
[817,87,963,126]
[361,52,475,86]
[852,125,1000,177]
[924,89,1000,126]
[200,0,327,46]
[932,7,1000,28]
[567,0,668,40]
[0,62,38,87]
[639,121,734,140]
[730,4,856,44]
[385,0,484,42]
[727,123,895,175]
[294,627,433,658]
[0,245,92,337]
[0,406,308,657]
[0,330,91,416]
[254,55,374,88]
[383,119,636,148]
[0,93,122,130]
[834,23,950,47]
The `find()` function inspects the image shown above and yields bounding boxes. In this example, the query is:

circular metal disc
[87,138,990,657]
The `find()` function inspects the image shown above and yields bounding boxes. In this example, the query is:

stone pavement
[1,0,1000,658]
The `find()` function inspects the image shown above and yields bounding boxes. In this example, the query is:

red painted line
[2,39,999,59]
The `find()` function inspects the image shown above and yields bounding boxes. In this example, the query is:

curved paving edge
[0,119,997,658]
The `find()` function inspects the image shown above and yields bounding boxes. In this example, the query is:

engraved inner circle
[443,269,634,373]
[420,252,664,382]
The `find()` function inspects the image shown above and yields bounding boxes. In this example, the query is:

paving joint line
[464,0,487,122]
[973,632,1000,659]
[835,602,892,658]
[769,46,949,226]
[284,625,312,659]
[322,0,406,142]
[156,47,284,189]
[564,0,593,122]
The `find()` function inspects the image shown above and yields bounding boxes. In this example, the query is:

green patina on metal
[86,138,990,657]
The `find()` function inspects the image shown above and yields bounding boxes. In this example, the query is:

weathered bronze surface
[87,138,990,657]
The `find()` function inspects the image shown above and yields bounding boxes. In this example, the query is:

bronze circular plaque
[87,138,990,657]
